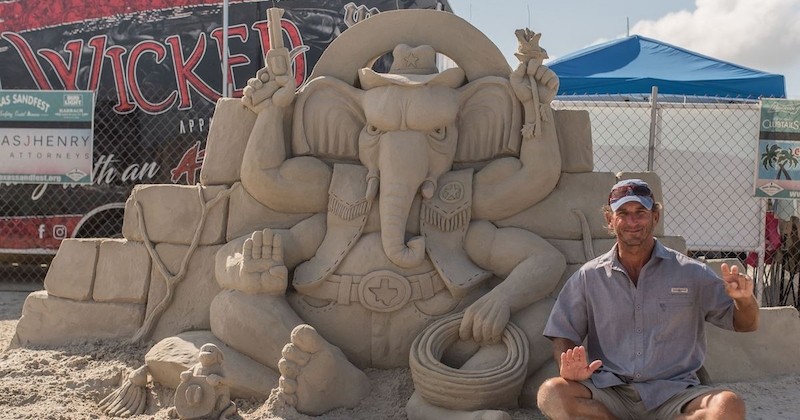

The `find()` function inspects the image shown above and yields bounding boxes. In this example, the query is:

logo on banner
[758,181,784,196]
[63,94,83,106]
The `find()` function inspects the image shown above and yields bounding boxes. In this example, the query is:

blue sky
[447,0,800,98]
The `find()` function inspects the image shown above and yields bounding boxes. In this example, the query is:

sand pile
[2,290,798,419]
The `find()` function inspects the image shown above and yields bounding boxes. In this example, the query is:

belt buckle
[358,270,411,312]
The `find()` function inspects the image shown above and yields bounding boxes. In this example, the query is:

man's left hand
[720,262,754,300]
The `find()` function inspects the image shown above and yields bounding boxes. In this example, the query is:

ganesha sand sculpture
[112,8,565,417]
[214,17,565,419]
[15,8,749,419]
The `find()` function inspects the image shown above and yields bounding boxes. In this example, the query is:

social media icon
[53,225,67,239]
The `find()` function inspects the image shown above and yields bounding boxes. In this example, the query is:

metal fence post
[757,198,766,305]
[647,86,659,171]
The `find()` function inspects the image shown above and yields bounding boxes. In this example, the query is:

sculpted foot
[406,391,511,420]
[276,324,369,415]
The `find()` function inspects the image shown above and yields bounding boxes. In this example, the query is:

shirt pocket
[654,296,696,343]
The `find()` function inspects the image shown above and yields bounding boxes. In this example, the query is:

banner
[754,98,800,198]
[0,90,95,184]
[0,1,447,252]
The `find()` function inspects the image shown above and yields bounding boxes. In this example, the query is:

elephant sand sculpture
[219,39,565,420]
[135,10,561,418]
[14,9,687,420]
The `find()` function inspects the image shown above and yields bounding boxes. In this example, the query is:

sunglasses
[608,184,653,205]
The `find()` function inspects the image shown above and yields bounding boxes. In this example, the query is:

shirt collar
[599,238,671,272]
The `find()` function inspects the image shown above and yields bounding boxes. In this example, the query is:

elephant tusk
[421,179,436,199]
[366,173,379,201]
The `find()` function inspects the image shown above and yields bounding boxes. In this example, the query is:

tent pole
[647,86,659,171]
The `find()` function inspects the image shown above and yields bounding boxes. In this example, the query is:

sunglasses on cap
[608,183,653,206]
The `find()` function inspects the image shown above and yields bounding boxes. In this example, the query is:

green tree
[761,144,799,180]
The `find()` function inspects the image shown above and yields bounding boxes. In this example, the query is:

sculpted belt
[302,270,445,312]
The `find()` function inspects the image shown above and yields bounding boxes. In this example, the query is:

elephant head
[291,44,523,268]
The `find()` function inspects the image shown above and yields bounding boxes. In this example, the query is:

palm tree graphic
[761,144,799,180]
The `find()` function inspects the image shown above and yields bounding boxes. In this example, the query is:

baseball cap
[608,179,654,211]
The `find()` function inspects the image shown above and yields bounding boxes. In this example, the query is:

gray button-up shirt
[543,240,735,410]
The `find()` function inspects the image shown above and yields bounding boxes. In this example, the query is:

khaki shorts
[581,381,723,420]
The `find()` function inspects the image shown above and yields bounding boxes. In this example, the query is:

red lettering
[166,34,221,110]
[0,32,53,89]
[105,45,136,114]
[251,20,307,87]
[170,142,206,184]
[210,25,251,98]
[252,21,270,60]
[86,36,108,91]
[283,20,307,87]
[127,40,177,114]
[38,39,83,89]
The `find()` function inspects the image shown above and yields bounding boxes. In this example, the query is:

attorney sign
[0,90,94,184]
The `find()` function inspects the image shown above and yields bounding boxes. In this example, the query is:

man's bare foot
[276,324,369,415]
[406,391,512,420]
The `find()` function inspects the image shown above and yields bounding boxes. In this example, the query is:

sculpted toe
[281,343,311,365]
[279,377,297,394]
[290,324,325,353]
[278,359,300,378]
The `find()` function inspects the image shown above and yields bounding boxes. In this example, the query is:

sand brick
[93,239,151,304]
[44,238,99,301]
[122,184,229,245]
[14,291,144,346]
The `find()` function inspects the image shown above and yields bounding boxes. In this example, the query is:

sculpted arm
[240,65,331,214]
[460,220,565,343]
[472,62,561,220]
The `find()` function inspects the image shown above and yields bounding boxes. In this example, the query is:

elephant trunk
[378,132,428,268]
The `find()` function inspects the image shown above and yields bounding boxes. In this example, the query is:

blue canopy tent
[548,35,786,100]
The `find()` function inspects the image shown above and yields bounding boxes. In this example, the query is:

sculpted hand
[560,345,602,381]
[238,229,288,295]
[720,263,755,300]
[509,61,559,105]
[242,54,297,113]
[458,289,511,344]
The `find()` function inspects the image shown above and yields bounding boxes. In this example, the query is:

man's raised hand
[720,263,754,301]
[560,345,602,382]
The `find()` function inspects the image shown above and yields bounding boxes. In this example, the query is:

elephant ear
[455,76,522,164]
[292,76,365,160]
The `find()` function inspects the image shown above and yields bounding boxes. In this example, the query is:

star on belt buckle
[358,270,411,312]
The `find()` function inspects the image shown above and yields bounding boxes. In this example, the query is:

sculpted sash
[421,168,492,298]
[293,164,371,292]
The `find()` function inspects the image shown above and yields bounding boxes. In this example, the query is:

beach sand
[1,289,798,419]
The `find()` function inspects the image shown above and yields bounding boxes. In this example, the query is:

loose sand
[1,289,798,419]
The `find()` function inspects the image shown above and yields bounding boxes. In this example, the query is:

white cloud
[630,0,800,97]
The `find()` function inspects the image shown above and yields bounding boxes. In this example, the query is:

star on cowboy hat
[359,44,465,89]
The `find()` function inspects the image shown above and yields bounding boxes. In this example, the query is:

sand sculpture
[170,343,237,419]
[15,7,800,419]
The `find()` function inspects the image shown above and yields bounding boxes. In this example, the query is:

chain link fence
[553,95,797,309]
[1,84,212,286]
[4,92,797,310]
